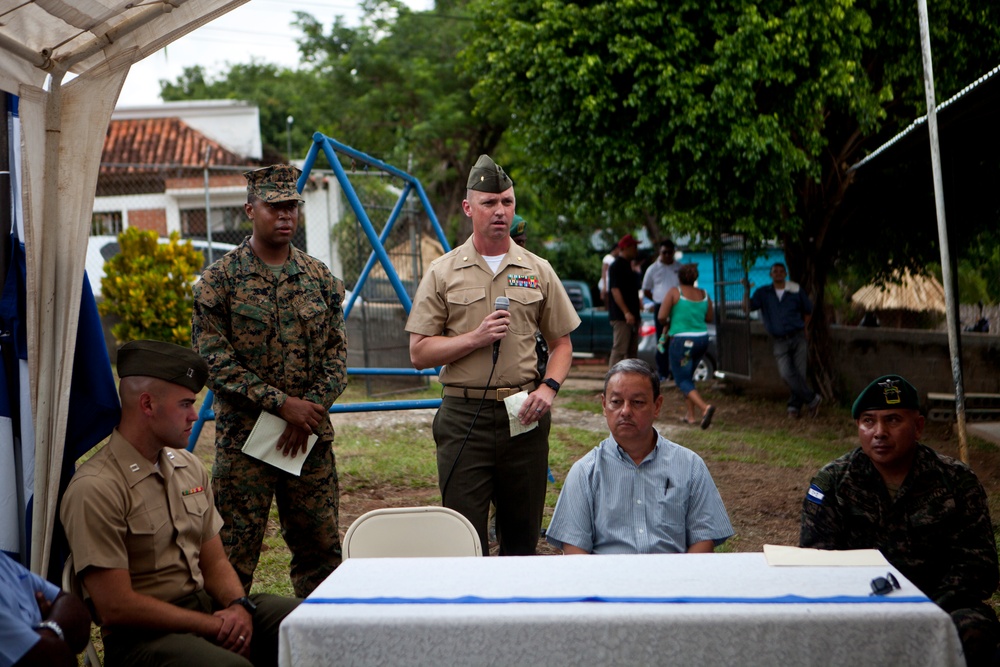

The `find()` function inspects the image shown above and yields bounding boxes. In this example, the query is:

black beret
[118,340,209,393]
[467,154,514,193]
[851,374,920,419]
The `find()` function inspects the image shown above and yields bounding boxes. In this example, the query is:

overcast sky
[117,0,434,107]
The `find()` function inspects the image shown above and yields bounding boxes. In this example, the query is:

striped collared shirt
[546,430,733,554]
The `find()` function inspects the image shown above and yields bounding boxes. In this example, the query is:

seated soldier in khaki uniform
[61,340,299,667]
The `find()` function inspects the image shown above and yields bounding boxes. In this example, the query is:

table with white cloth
[279,552,964,666]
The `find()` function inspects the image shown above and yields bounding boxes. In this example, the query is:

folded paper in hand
[241,411,318,476]
[503,391,537,437]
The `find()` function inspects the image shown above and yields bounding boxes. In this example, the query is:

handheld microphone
[493,296,510,364]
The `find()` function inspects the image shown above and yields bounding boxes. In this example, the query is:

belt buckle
[495,387,518,401]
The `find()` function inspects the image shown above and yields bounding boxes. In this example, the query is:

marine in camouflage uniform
[192,165,347,598]
[801,374,999,666]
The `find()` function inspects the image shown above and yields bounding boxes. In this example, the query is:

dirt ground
[194,365,1000,558]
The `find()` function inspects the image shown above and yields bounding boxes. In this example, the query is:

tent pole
[916,0,968,462]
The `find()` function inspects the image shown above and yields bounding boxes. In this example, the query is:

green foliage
[162,1,505,229]
[98,229,204,346]
[161,60,321,162]
[545,233,602,286]
[465,0,1000,292]
[963,229,1000,304]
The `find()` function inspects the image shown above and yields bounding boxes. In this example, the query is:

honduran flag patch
[806,484,825,505]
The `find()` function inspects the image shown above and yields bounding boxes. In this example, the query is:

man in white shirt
[642,240,681,380]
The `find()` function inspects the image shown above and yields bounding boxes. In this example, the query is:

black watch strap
[541,378,561,394]
[229,596,257,615]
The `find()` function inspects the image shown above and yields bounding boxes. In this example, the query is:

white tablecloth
[279,552,963,666]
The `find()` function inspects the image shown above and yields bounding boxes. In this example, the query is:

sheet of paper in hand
[504,391,538,437]
[241,410,318,476]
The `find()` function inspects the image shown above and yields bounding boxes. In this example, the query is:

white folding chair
[61,553,102,666]
[342,506,483,558]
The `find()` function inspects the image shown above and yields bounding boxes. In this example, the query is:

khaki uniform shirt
[61,430,224,602]
[405,235,580,387]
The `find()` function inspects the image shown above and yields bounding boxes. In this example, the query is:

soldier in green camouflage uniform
[801,374,999,666]
[191,165,347,598]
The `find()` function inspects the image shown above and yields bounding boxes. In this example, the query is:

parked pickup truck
[562,279,716,381]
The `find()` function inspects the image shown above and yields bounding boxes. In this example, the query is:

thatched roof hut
[850,269,946,328]
[851,269,946,312]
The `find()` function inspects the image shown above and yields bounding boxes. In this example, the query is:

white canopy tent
[0,0,249,575]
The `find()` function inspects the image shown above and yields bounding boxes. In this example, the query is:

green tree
[161,1,506,236]
[98,229,205,346]
[466,0,1000,392]
[161,61,323,162]
[292,0,507,235]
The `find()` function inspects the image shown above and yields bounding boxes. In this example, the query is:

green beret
[851,374,920,418]
[244,164,305,203]
[510,214,526,237]
[467,154,514,193]
[118,340,209,393]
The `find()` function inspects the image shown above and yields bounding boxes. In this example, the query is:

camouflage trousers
[950,604,1000,667]
[213,441,341,598]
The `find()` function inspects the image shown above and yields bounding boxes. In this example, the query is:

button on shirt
[546,431,733,554]
[61,430,224,603]
[0,553,61,667]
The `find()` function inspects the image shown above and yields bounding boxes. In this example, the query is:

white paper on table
[241,410,318,477]
[504,391,537,437]
[764,544,890,567]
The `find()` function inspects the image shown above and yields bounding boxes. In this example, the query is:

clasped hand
[277,396,327,457]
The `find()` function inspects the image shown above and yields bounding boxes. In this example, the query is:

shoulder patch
[806,483,825,505]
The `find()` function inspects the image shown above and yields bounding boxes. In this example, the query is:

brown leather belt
[442,383,536,401]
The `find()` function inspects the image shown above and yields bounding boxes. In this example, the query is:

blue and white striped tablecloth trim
[304,594,931,605]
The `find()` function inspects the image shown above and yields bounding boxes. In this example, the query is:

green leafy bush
[98,228,204,346]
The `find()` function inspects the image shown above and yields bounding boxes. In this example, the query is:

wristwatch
[541,378,561,394]
[228,596,258,616]
[34,620,65,642]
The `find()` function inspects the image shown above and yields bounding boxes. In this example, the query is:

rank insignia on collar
[508,274,539,288]
[129,463,140,472]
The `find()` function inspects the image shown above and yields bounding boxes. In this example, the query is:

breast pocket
[182,493,209,517]
[125,505,169,573]
[506,288,542,335]
[445,287,487,333]
[656,485,689,533]
[231,300,274,358]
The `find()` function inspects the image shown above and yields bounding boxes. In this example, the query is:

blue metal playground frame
[187,133,453,451]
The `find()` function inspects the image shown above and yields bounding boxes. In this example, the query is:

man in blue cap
[800,374,999,666]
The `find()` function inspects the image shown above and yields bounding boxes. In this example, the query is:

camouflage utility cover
[244,164,305,203]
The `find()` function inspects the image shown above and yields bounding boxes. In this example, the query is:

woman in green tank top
[658,264,716,429]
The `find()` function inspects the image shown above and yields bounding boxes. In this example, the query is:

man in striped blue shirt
[546,359,733,554]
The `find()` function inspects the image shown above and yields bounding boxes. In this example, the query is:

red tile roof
[101,117,254,172]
